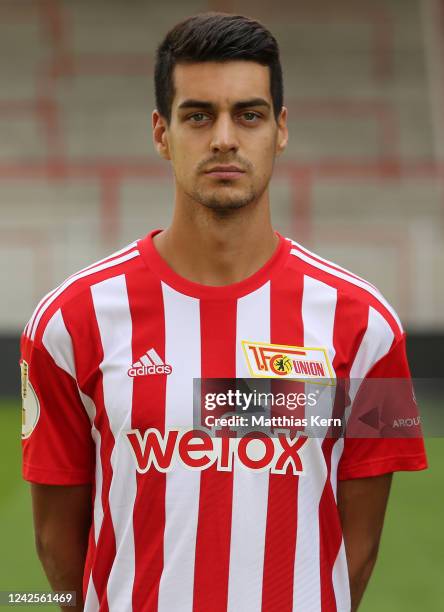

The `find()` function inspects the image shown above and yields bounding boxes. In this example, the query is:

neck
[153,193,278,286]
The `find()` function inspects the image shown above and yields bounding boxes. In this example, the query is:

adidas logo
[128,348,172,377]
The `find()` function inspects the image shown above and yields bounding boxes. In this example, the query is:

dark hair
[154,12,283,123]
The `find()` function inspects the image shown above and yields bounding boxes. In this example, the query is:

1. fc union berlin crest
[242,341,334,384]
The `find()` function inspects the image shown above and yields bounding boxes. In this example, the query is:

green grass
[0,400,442,610]
[360,436,444,611]
[0,400,53,611]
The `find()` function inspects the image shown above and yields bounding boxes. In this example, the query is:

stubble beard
[195,186,256,212]
[187,176,266,218]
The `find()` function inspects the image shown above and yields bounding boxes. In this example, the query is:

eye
[188,112,210,123]
[241,112,260,122]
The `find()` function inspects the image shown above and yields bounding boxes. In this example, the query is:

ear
[152,110,171,160]
[275,106,288,157]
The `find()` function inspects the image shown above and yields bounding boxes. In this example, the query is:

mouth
[204,165,246,180]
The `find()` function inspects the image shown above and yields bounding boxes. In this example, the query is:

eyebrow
[177,98,271,112]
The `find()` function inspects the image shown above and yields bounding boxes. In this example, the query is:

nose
[210,114,239,154]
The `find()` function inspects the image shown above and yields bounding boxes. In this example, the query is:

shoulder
[283,237,405,377]
[284,236,403,338]
[284,236,408,375]
[22,239,143,349]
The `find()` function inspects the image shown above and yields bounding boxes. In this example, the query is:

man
[20,13,427,612]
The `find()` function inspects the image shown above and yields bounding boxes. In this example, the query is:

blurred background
[0,0,442,610]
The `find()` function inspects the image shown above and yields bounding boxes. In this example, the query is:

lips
[205,165,245,173]
[204,165,246,179]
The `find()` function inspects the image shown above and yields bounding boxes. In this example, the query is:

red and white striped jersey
[20,230,427,612]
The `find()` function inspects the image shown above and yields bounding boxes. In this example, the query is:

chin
[194,186,257,211]
[202,193,256,210]
[203,201,250,213]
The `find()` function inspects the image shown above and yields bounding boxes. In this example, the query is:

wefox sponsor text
[126,428,309,475]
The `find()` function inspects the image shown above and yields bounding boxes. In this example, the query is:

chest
[91,304,341,439]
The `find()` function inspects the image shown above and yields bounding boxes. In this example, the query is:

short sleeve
[20,327,94,485]
[337,333,428,480]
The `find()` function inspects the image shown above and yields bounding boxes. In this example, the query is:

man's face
[153,61,288,213]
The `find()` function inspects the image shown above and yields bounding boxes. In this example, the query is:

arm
[31,483,92,612]
[337,473,392,612]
